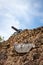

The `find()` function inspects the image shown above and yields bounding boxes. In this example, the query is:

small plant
[0,36,4,42]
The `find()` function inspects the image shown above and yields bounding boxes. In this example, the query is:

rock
[14,43,35,53]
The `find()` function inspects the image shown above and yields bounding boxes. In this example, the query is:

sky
[0,0,43,40]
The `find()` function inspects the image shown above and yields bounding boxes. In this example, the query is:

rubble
[0,26,43,65]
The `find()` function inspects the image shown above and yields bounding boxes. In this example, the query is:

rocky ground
[0,26,43,65]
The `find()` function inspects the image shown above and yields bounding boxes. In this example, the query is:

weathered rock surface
[0,26,43,65]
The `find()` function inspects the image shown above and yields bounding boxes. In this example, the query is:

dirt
[0,26,43,65]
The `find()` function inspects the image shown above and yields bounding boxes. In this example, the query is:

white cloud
[0,0,28,40]
[0,0,42,20]
[0,10,20,40]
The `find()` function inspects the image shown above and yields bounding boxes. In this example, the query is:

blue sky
[0,0,43,40]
